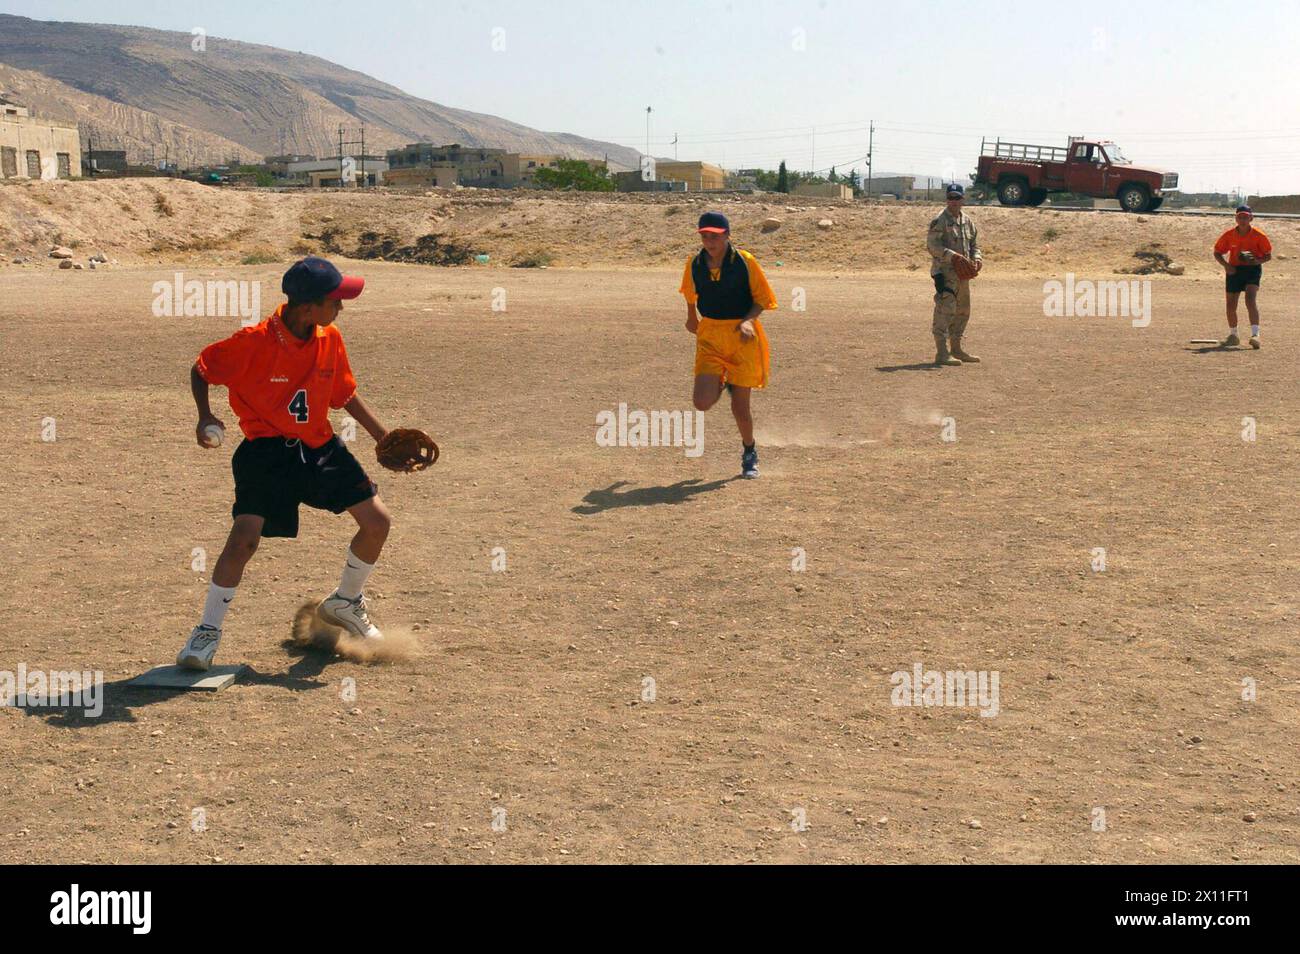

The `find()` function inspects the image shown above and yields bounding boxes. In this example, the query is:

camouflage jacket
[927,209,980,275]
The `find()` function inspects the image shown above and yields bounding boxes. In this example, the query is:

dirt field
[7,177,1299,275]
[2,226,1299,863]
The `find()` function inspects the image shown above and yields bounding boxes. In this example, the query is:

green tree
[828,166,838,182]
[776,160,788,193]
[533,159,615,192]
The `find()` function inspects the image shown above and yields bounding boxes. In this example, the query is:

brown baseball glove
[375,428,439,473]
[951,254,980,281]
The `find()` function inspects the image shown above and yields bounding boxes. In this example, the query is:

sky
[4,0,1300,194]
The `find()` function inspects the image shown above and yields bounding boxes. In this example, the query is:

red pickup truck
[974,138,1178,212]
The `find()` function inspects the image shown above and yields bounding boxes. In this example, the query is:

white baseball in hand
[203,423,225,447]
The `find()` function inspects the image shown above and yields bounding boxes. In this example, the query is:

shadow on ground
[876,362,942,373]
[573,478,736,514]
[11,646,339,728]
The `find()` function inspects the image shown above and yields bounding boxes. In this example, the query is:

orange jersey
[1214,226,1272,266]
[196,304,358,448]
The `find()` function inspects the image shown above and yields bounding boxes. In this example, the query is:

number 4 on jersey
[288,389,309,423]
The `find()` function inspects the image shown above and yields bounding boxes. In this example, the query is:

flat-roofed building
[793,182,853,200]
[654,160,725,191]
[0,96,82,180]
[285,156,386,187]
[387,143,507,187]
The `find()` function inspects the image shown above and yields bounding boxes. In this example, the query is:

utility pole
[810,125,815,174]
[673,133,678,160]
[338,125,344,185]
[645,106,652,160]
[866,120,874,198]
[360,126,365,188]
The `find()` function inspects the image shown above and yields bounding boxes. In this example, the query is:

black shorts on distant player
[1225,264,1262,294]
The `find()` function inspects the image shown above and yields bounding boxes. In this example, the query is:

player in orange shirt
[1213,205,1272,349]
[176,257,396,670]
[679,212,778,478]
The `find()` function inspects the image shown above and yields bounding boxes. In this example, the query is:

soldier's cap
[282,256,365,303]
[946,184,965,198]
[1235,204,1253,216]
[697,211,730,234]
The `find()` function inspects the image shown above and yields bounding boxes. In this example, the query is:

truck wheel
[1026,189,1048,207]
[1118,185,1151,213]
[997,179,1029,206]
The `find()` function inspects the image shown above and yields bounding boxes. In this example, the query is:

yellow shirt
[678,247,779,311]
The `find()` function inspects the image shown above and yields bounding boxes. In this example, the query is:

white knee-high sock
[201,583,237,630]
[337,549,376,600]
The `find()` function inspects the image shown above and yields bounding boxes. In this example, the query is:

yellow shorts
[693,317,771,389]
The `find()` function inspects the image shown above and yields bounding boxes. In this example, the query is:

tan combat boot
[950,337,981,363]
[934,333,961,366]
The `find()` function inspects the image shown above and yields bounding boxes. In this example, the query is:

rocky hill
[0,14,640,168]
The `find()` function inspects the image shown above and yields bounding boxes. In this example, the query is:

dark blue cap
[697,211,730,233]
[1236,204,1253,215]
[946,183,964,198]
[281,256,364,303]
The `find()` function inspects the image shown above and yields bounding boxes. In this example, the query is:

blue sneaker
[741,445,759,479]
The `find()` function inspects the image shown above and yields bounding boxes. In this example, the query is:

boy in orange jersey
[679,211,778,478]
[177,257,395,670]
[1213,205,1273,349]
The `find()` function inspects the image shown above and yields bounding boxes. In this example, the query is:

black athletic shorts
[1226,264,1262,293]
[231,435,377,538]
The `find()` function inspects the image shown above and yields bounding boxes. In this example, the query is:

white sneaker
[177,625,222,671]
[318,592,382,640]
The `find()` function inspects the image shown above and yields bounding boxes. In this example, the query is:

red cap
[327,274,365,300]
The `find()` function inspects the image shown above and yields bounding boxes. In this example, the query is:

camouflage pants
[932,271,971,338]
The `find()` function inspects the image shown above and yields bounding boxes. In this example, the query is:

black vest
[691,245,753,319]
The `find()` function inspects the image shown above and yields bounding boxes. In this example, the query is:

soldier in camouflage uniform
[926,183,982,366]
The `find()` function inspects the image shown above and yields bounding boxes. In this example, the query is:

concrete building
[264,154,316,177]
[0,96,82,180]
[284,156,386,187]
[654,160,725,191]
[501,153,569,187]
[614,170,685,192]
[730,169,762,188]
[862,175,917,198]
[387,143,508,187]
[793,182,853,200]
[84,149,127,173]
[383,164,459,189]
[1247,194,1300,214]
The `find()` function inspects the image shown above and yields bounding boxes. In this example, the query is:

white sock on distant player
[200,583,237,630]
[337,549,375,601]
[1251,325,1260,337]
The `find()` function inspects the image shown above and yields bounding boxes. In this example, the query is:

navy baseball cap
[697,211,730,234]
[282,256,364,303]
[946,183,965,198]
[1236,204,1253,215]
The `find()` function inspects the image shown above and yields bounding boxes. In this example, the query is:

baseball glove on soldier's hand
[375,428,439,473]
[951,254,980,281]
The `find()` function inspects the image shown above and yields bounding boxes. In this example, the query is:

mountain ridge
[0,14,639,170]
